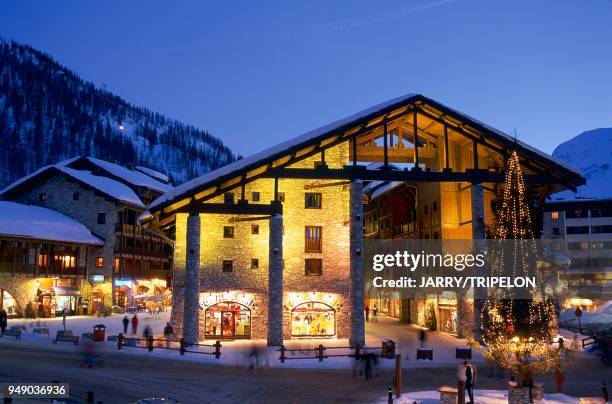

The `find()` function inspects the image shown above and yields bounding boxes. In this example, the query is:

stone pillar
[349,180,365,346]
[183,212,201,344]
[471,182,485,340]
[267,213,283,346]
[400,298,411,323]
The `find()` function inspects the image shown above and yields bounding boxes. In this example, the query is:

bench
[1,329,21,340]
[33,327,50,336]
[53,334,80,345]
[417,348,433,360]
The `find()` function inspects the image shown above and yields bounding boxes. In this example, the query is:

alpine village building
[0,157,174,318]
[142,94,584,346]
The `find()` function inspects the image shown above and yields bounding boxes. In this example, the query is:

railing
[116,334,221,358]
[558,320,595,336]
[0,263,85,276]
[277,343,380,363]
[118,246,171,259]
[304,239,322,253]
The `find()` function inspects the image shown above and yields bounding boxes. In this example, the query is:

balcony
[115,246,172,260]
[0,262,85,277]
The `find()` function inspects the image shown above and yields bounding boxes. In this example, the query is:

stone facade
[0,274,39,316]
[171,143,354,342]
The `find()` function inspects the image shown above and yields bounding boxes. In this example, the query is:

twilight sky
[1,0,611,157]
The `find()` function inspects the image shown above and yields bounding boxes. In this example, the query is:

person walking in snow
[464,361,477,404]
[163,322,173,349]
[365,305,370,322]
[0,308,7,335]
[418,328,427,348]
[131,314,139,335]
[122,315,129,334]
[143,325,152,340]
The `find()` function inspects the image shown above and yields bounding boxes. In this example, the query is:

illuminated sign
[89,275,105,284]
[114,279,133,287]
[199,291,256,310]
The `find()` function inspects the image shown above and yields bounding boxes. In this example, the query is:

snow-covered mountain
[551,127,612,200]
[0,39,237,188]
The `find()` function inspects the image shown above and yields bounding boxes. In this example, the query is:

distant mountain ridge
[0,39,237,188]
[551,127,612,200]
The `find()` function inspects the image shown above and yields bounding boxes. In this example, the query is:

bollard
[179,338,186,355]
[214,340,222,359]
[457,380,466,404]
[117,333,124,350]
[394,354,402,398]
[318,344,324,362]
[279,345,286,363]
[85,391,94,404]
[148,336,154,352]
[387,387,393,403]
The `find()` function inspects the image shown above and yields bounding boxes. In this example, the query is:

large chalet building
[0,157,174,317]
[143,94,584,345]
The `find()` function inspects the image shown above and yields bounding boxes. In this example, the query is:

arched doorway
[291,301,336,337]
[0,289,21,318]
[204,301,251,339]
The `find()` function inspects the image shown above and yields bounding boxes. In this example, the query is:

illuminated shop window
[291,301,335,337]
[205,301,251,339]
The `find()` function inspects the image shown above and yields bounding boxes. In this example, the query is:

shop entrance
[291,301,336,337]
[0,289,20,318]
[205,301,251,339]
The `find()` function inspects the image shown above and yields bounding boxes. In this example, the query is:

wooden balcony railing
[0,262,85,276]
[305,239,322,253]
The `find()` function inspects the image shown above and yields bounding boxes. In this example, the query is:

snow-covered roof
[150,93,585,212]
[370,181,404,200]
[62,157,172,193]
[0,165,145,208]
[0,201,104,246]
[134,166,170,184]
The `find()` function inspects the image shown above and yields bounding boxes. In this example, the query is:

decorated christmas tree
[480,151,569,388]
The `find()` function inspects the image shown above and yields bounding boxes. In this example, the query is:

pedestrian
[0,308,7,335]
[122,315,129,334]
[364,353,373,382]
[365,305,370,322]
[143,325,152,339]
[418,328,427,348]
[163,322,173,349]
[131,314,139,335]
[464,361,477,404]
[554,365,565,393]
[62,307,67,331]
[372,305,378,323]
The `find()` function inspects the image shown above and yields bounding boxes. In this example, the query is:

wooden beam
[444,124,450,170]
[413,112,419,169]
[174,201,282,216]
[383,122,389,168]
[304,181,351,190]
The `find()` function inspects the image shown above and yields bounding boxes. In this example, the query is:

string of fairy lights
[478,151,566,379]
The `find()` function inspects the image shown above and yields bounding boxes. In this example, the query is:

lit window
[223,226,234,238]
[252,192,260,202]
[251,224,259,235]
[551,211,559,220]
[38,253,48,267]
[114,258,121,271]
[305,193,322,209]
[223,260,233,272]
[95,257,104,268]
[305,226,322,253]
[305,258,323,276]
[251,258,259,269]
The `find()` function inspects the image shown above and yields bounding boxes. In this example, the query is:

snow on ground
[0,201,103,245]
[375,390,579,403]
[560,306,612,333]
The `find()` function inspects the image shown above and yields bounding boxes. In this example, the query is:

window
[433,201,438,212]
[73,192,80,201]
[305,193,322,209]
[223,260,233,272]
[551,211,559,220]
[252,192,260,202]
[224,192,234,205]
[566,209,587,219]
[95,257,104,268]
[305,226,322,253]
[593,241,612,249]
[251,258,259,269]
[97,213,106,225]
[592,225,612,234]
[305,258,323,276]
[251,224,259,235]
[552,227,560,236]
[114,258,121,272]
[38,193,47,202]
[591,208,612,218]
[566,226,589,234]
[277,192,285,202]
[223,226,234,238]
[38,253,48,267]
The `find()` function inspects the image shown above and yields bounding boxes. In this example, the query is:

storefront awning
[53,286,80,296]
